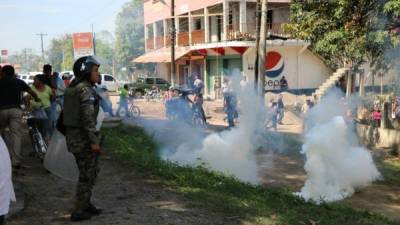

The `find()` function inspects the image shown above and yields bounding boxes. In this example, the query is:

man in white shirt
[0,137,16,225]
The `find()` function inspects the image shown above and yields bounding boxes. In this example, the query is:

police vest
[63,82,98,127]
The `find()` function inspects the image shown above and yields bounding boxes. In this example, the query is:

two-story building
[134,0,333,97]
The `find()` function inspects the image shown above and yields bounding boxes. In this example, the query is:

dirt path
[8,144,242,225]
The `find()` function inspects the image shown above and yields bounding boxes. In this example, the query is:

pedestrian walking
[0,65,40,169]
[116,84,129,117]
[63,56,102,221]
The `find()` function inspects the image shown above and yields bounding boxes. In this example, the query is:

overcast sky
[0,0,129,54]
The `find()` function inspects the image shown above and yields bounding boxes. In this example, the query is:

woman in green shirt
[30,75,54,141]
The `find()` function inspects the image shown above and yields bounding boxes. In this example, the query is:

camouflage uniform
[64,81,100,213]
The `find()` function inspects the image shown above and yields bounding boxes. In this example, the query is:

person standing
[277,94,285,125]
[30,75,54,142]
[63,56,102,221]
[280,76,288,91]
[0,65,40,169]
[193,76,204,95]
[224,91,237,128]
[42,65,57,135]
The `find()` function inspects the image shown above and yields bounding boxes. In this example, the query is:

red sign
[73,33,94,59]
[1,50,8,56]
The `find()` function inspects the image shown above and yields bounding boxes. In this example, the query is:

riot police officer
[63,56,102,221]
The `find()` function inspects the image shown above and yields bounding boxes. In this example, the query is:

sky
[0,0,130,54]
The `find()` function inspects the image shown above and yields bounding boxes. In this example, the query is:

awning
[133,48,190,63]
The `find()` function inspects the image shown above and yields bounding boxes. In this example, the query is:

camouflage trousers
[73,151,99,212]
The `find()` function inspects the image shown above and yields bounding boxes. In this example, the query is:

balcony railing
[191,29,205,45]
[146,38,154,50]
[165,35,172,47]
[178,32,189,46]
[155,36,164,49]
[226,22,288,41]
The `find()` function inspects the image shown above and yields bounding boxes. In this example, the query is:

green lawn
[103,126,399,225]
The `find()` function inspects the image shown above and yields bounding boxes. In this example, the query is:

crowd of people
[0,56,105,223]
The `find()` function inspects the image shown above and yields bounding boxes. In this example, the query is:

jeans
[116,100,129,117]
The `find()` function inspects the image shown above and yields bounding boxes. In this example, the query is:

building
[133,0,337,98]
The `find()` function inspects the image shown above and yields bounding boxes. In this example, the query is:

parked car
[100,74,119,92]
[128,77,170,98]
[18,74,35,85]
[67,73,119,92]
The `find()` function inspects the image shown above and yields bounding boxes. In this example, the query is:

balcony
[178,32,189,46]
[146,38,154,50]
[226,22,289,41]
[155,36,164,49]
[191,29,205,45]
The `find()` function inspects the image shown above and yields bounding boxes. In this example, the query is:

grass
[103,125,399,225]
[379,157,400,186]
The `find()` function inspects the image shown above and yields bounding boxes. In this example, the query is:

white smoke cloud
[297,90,381,203]
[164,69,268,184]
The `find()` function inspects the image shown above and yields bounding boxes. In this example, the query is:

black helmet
[73,56,100,78]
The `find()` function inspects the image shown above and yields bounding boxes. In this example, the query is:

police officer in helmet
[63,56,102,221]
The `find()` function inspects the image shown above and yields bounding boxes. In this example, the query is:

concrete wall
[242,46,331,92]
[356,123,400,149]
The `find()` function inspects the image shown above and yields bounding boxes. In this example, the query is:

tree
[47,34,74,72]
[47,31,115,74]
[284,0,400,73]
[114,0,145,71]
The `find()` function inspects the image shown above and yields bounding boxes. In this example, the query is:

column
[359,71,365,97]
[144,25,148,52]
[346,70,353,98]
[163,19,168,47]
[189,12,193,45]
[239,0,247,33]
[153,22,157,49]
[204,7,210,43]
[175,17,180,46]
[223,0,229,41]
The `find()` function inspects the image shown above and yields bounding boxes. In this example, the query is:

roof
[133,47,191,63]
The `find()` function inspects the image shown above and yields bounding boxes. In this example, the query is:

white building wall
[243,46,332,92]
[156,63,170,81]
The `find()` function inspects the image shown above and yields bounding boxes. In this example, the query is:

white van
[68,73,119,92]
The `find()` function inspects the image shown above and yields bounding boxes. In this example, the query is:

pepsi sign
[265,51,284,78]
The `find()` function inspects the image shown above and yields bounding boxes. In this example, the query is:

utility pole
[258,0,268,99]
[92,24,96,56]
[170,0,176,86]
[36,33,47,62]
[254,0,261,93]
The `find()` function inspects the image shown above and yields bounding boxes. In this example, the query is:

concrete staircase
[314,67,349,100]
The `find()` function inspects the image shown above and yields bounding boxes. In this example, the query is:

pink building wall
[144,0,223,25]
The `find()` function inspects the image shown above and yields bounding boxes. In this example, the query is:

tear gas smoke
[297,90,381,203]
[160,69,268,184]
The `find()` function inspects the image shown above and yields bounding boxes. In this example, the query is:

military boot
[70,211,92,222]
[84,203,103,216]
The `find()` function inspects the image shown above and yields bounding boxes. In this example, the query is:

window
[156,78,167,84]
[22,76,27,80]
[195,19,202,30]
[104,75,114,82]
[29,76,34,81]
[146,78,155,84]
